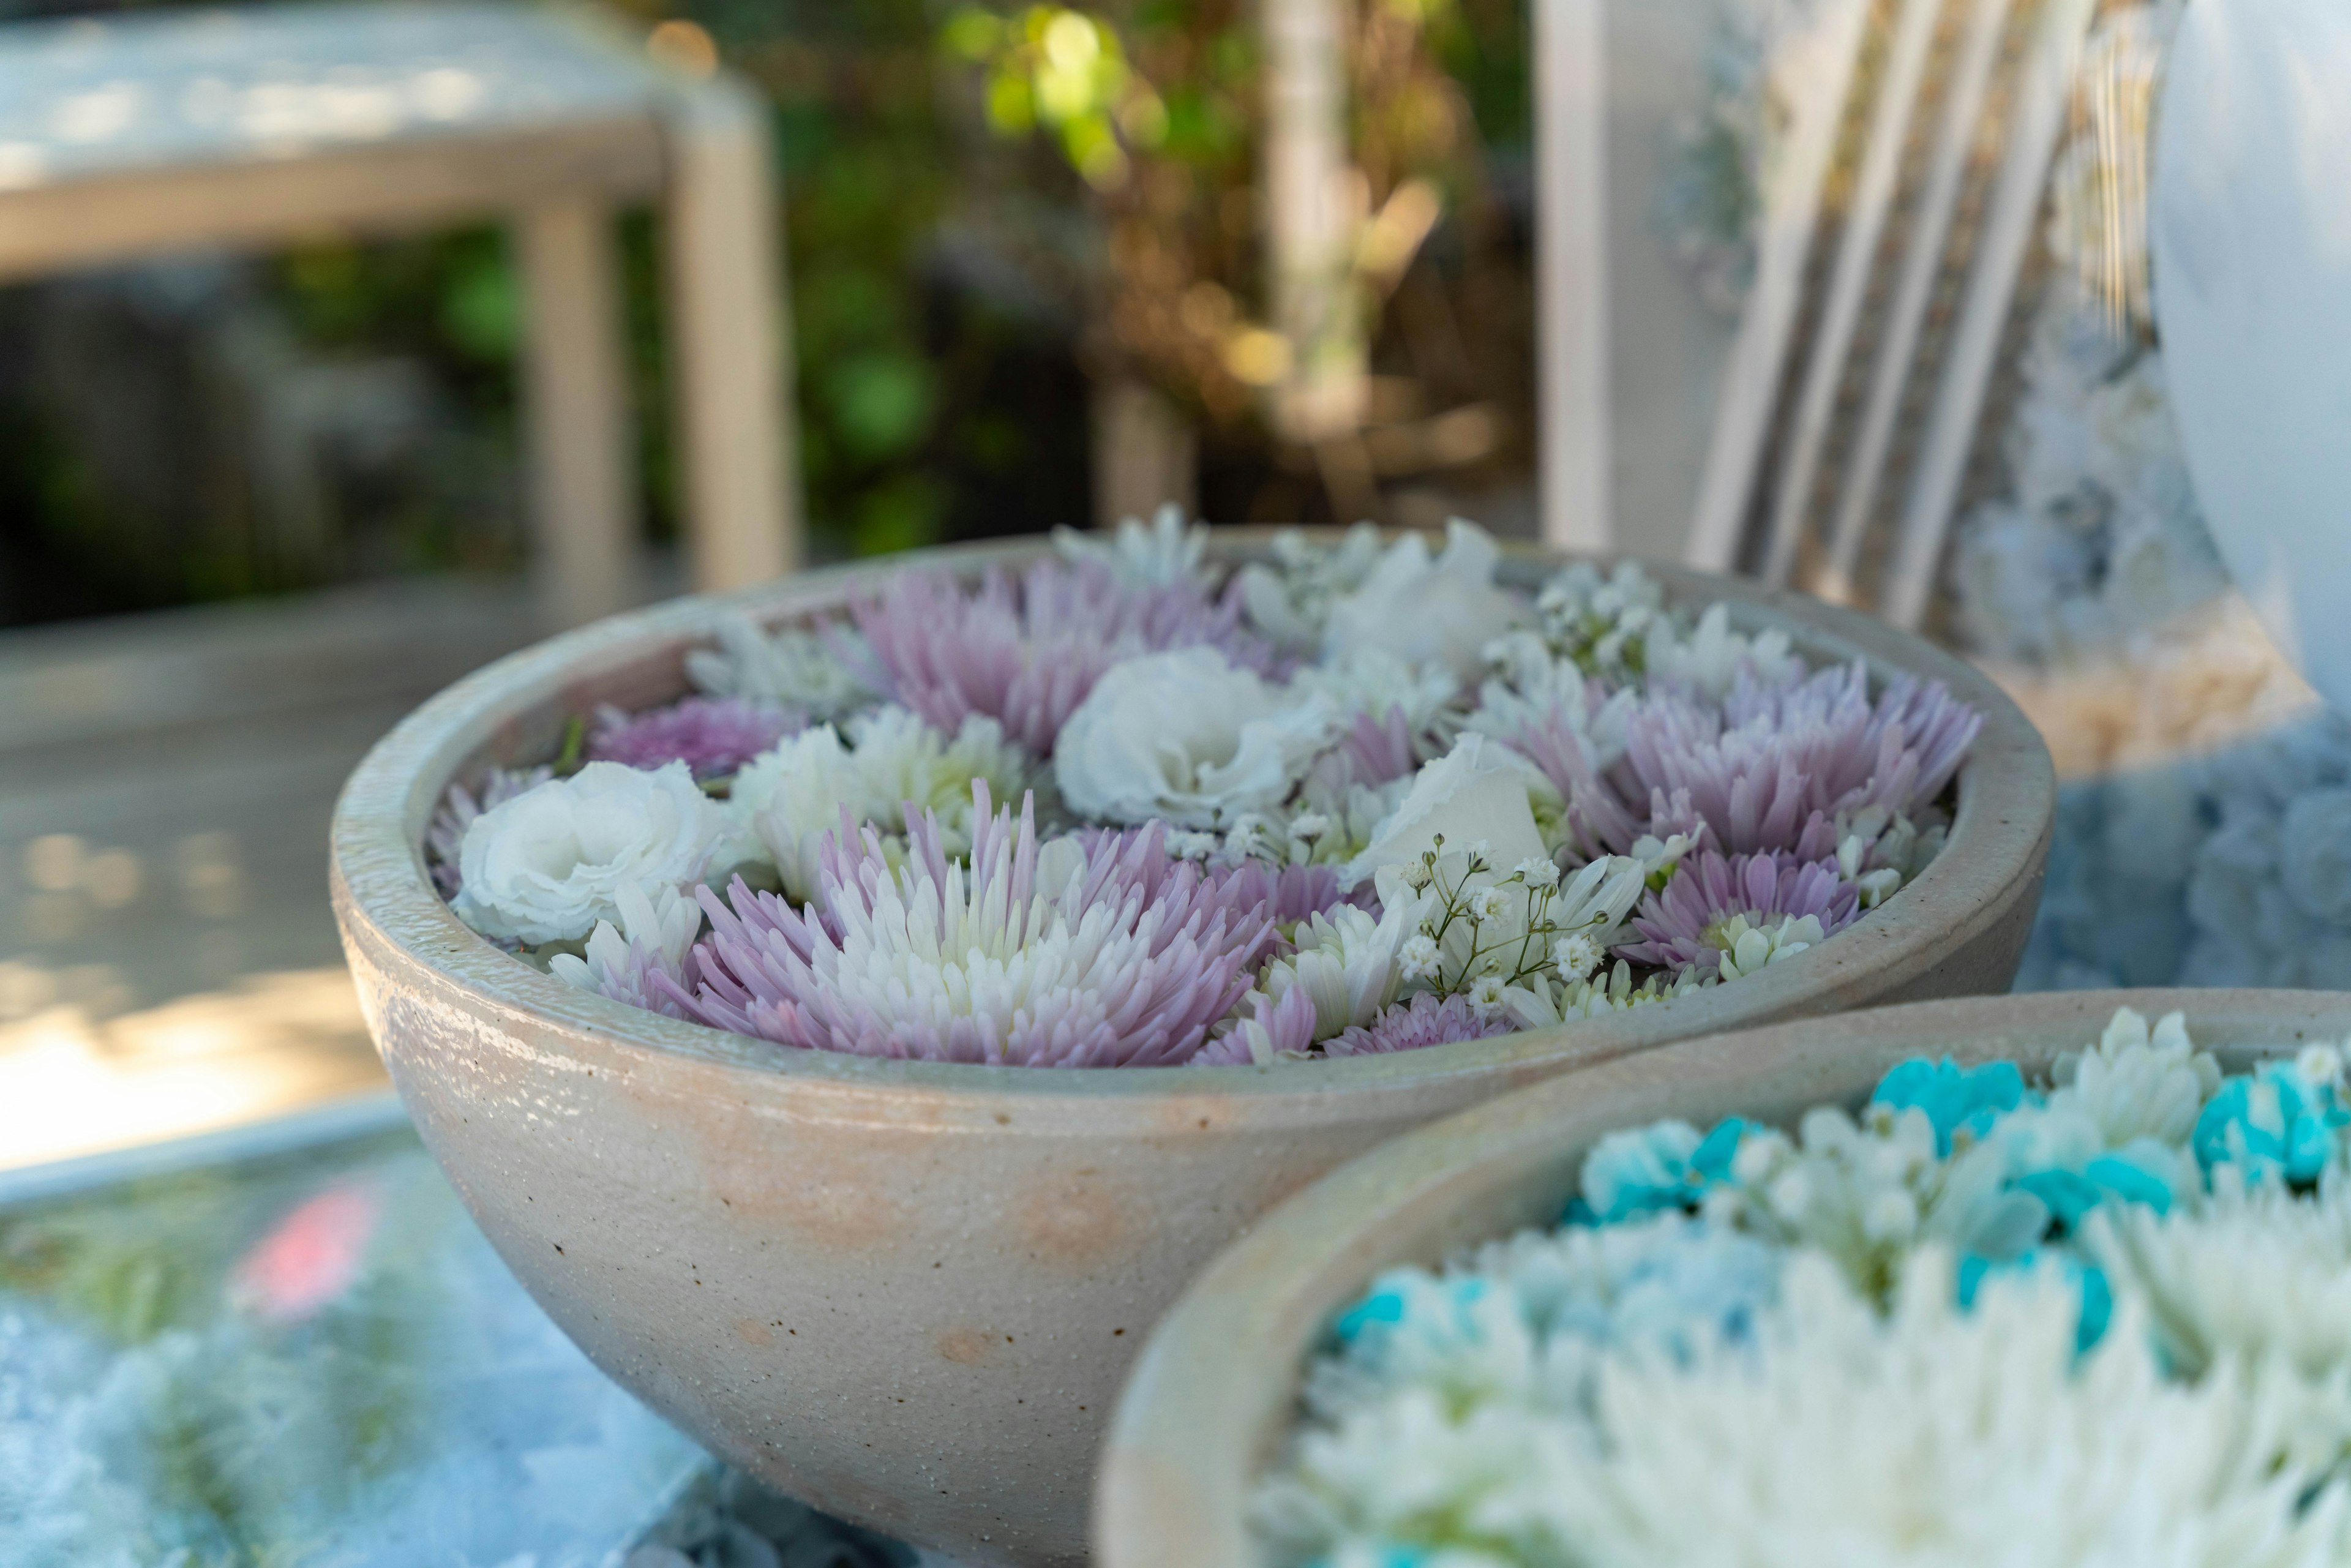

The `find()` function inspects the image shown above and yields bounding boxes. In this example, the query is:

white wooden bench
[0,2,801,624]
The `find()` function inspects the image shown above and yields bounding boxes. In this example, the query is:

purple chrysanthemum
[1309,707,1425,795]
[1196,981,1321,1065]
[851,560,1280,756]
[426,764,554,899]
[1540,662,1980,858]
[1323,992,1521,1057]
[659,783,1281,1066]
[587,696,801,779]
[1618,849,1861,974]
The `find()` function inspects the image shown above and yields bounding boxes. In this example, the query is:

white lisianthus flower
[451,761,722,945]
[1345,735,1551,893]
[1322,520,1528,682]
[1053,647,1338,828]
[730,706,1036,899]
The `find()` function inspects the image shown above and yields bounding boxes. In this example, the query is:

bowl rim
[1092,986,2351,1568]
[328,529,2055,1112]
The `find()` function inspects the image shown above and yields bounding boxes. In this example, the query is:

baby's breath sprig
[1406,836,1624,1013]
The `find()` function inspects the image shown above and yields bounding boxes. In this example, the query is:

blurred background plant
[0,0,1537,627]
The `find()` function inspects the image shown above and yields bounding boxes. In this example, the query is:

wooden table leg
[662,80,800,591]
[516,196,638,628]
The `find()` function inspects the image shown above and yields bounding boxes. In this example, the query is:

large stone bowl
[1095,988,2351,1568]
[329,533,2052,1566]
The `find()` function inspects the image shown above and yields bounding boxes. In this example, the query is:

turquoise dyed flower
[2193,1062,2349,1186]
[1957,1250,2113,1352]
[1873,1056,2027,1156]
[1574,1117,1749,1224]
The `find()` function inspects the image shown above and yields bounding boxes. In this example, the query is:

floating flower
[1344,735,1551,893]
[1620,849,1859,977]
[1237,523,1387,652]
[2192,1054,2351,1187]
[662,784,1276,1067]
[729,706,1037,900]
[2089,1180,2351,1382]
[549,881,704,1018]
[1053,648,1338,828]
[426,763,552,898]
[1322,520,1528,683]
[450,762,723,946]
[853,559,1276,756]
[1051,503,1214,590]
[684,613,877,721]
[587,696,801,779]
[1595,662,1981,857]
[1322,993,1521,1057]
[1871,1057,2028,1157]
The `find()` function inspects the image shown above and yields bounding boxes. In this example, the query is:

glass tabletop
[0,1099,923,1568]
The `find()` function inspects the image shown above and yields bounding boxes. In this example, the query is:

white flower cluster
[1258,1010,2351,1566]
[1270,1249,2351,1568]
[684,613,876,720]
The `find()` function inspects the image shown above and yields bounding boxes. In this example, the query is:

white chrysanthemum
[1322,520,1528,683]
[1503,961,1706,1029]
[2090,1181,2351,1384]
[1264,1250,2351,1568]
[1250,895,1434,1046]
[1644,600,1802,699]
[732,706,1037,899]
[1712,912,1826,981]
[684,613,874,720]
[450,761,723,945]
[2049,1005,2224,1149]
[549,881,702,1010]
[1538,1254,2351,1568]
[1051,503,1214,589]
[1054,647,1337,828]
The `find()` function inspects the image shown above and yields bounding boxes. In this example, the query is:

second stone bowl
[1094,988,2351,1568]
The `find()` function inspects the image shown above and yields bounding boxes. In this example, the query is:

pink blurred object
[232,1181,384,1324]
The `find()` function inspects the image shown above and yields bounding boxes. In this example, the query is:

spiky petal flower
[729,706,1039,901]
[1262,1248,2351,1568]
[684,613,878,721]
[549,882,703,1018]
[852,560,1277,757]
[1324,993,1521,1057]
[1051,503,1214,590]
[662,784,1278,1067]
[587,696,801,779]
[1621,849,1859,975]
[1607,662,1982,855]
